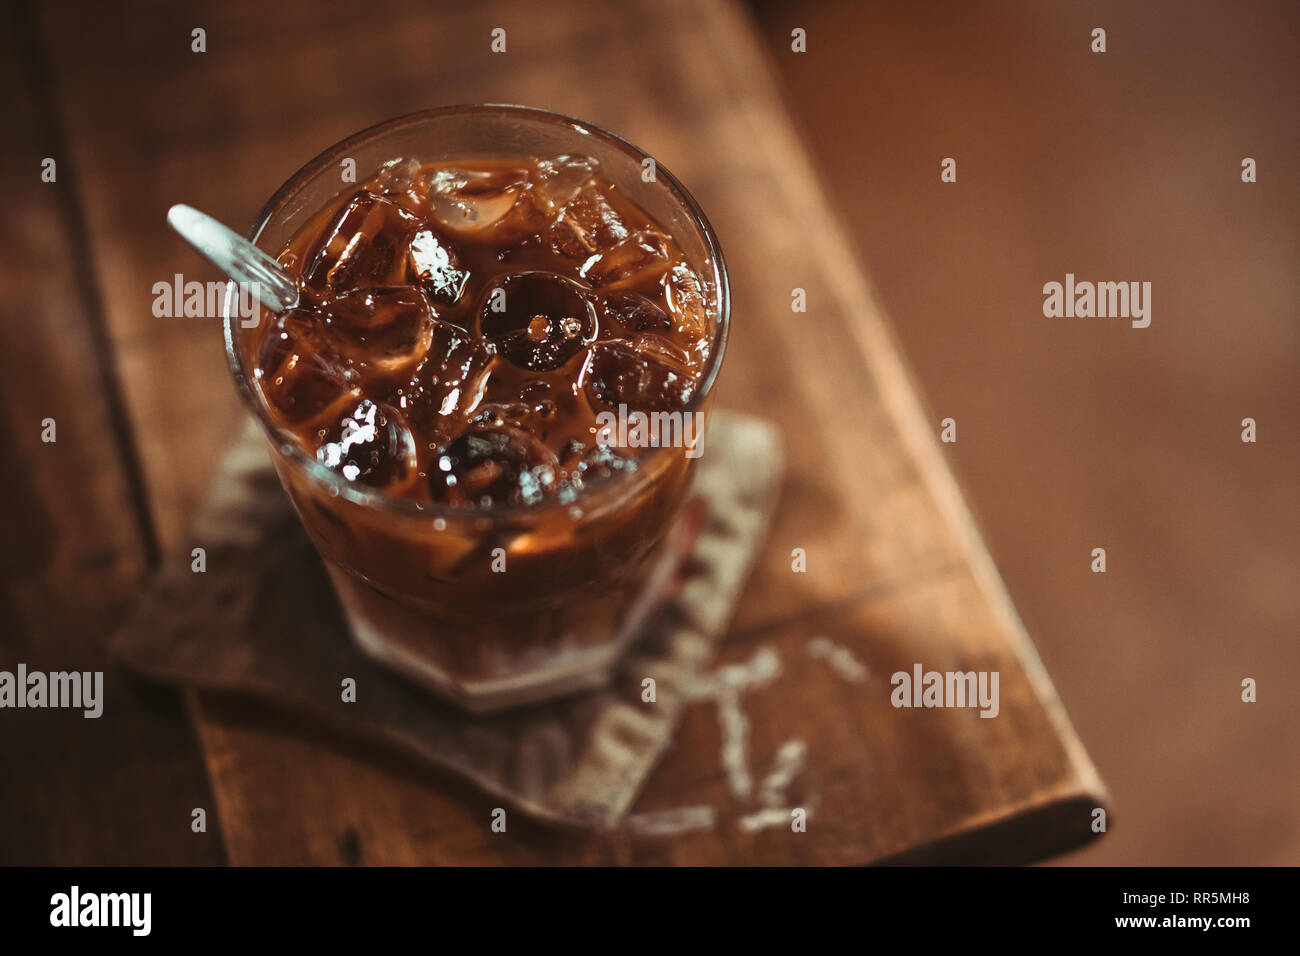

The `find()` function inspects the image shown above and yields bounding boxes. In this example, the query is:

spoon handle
[167,204,300,313]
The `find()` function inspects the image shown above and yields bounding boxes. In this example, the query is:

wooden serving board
[14,0,1107,864]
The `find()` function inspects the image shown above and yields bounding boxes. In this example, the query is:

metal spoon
[166,204,300,312]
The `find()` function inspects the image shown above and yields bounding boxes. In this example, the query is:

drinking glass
[224,105,729,712]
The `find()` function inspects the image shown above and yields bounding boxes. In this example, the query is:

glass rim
[224,103,731,520]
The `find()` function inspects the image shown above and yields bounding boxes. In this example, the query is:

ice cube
[427,424,560,509]
[468,380,559,435]
[480,272,596,371]
[256,309,359,424]
[531,155,598,216]
[470,380,558,434]
[580,229,671,288]
[571,441,637,487]
[550,439,638,501]
[518,378,557,418]
[603,290,674,334]
[399,321,494,445]
[584,341,696,412]
[314,399,416,488]
[322,285,435,385]
[425,320,490,396]
[374,157,421,195]
[630,331,695,372]
[469,402,533,429]
[302,191,418,292]
[423,166,531,236]
[408,229,470,305]
[547,182,629,259]
[662,262,712,340]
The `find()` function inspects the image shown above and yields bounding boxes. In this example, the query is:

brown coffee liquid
[251,155,714,510]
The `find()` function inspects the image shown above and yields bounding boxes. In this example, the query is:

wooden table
[2,0,1107,865]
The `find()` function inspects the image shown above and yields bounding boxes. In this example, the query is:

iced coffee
[229,108,726,711]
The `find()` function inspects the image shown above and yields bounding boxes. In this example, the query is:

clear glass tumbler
[224,105,729,712]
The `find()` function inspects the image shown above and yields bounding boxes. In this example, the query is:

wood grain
[34,0,1107,864]
[0,2,223,865]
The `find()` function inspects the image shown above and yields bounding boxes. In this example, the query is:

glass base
[324,520,689,713]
